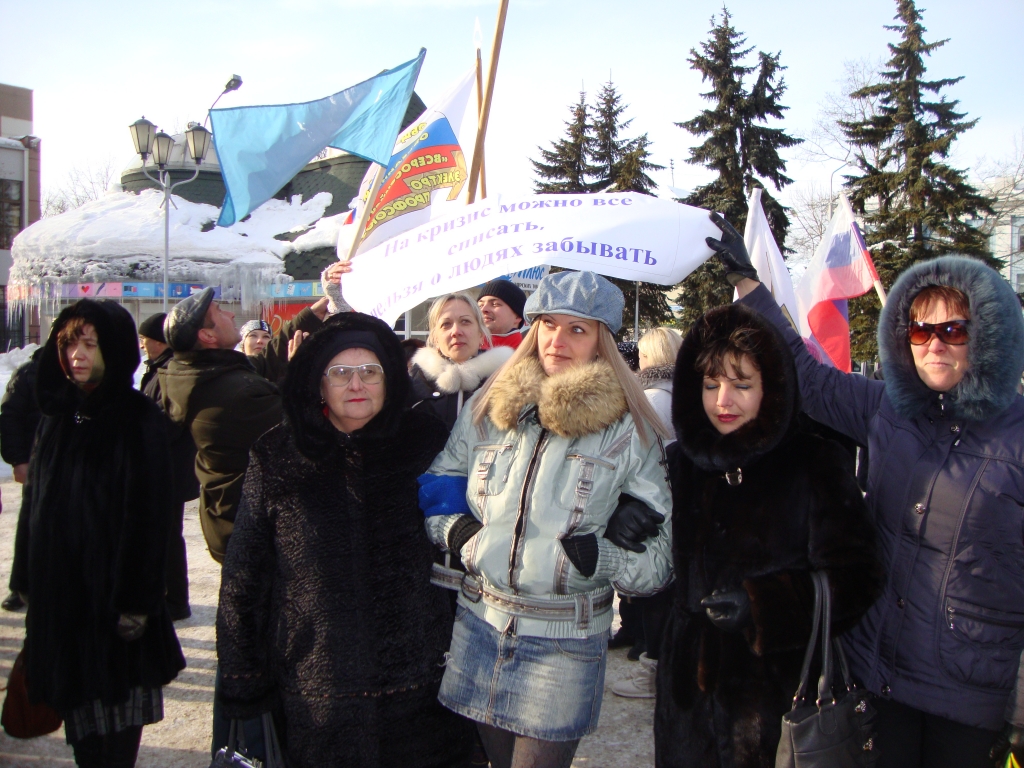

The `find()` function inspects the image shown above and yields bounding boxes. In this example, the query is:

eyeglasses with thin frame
[323,364,384,387]
[907,320,970,346]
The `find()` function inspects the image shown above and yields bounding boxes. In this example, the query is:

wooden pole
[466,0,509,204]
[475,47,488,200]
[342,163,386,262]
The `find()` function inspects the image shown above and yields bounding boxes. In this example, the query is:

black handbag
[776,571,878,768]
[210,713,286,768]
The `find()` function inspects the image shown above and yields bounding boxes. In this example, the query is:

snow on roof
[10,189,336,288]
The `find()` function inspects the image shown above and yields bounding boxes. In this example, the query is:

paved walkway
[0,480,655,767]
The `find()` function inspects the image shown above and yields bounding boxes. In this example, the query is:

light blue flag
[212,49,425,227]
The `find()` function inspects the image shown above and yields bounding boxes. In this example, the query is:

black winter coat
[409,345,511,431]
[743,256,1024,730]
[217,312,473,768]
[141,347,199,505]
[0,347,42,466]
[654,304,882,768]
[10,300,185,712]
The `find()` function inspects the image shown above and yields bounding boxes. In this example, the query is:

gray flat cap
[164,287,215,352]
[524,271,624,333]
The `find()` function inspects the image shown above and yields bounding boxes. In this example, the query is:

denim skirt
[438,604,608,741]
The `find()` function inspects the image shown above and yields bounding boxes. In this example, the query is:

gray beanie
[164,287,216,352]
[524,271,624,333]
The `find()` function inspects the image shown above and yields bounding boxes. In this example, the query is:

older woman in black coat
[216,311,473,768]
[11,299,185,767]
[654,303,883,768]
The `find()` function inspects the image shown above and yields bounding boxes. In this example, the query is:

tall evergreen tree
[590,80,634,190]
[841,0,997,359]
[675,9,801,329]
[531,91,596,193]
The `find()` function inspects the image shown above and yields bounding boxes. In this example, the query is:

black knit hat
[477,279,526,323]
[138,313,167,343]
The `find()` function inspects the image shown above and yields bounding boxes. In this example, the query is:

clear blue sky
[3,0,1022,207]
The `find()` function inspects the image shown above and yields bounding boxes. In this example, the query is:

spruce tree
[841,0,996,359]
[531,92,596,194]
[675,9,801,329]
[611,134,663,195]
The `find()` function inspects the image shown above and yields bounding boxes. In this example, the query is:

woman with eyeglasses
[216,313,473,768]
[707,210,1024,768]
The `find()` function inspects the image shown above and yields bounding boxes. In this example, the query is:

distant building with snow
[1,82,40,346]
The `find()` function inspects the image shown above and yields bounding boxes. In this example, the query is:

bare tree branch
[801,58,886,169]
[786,182,837,259]
[43,157,120,218]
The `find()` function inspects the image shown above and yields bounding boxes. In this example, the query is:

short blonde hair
[471,321,672,446]
[426,293,492,350]
[638,327,681,369]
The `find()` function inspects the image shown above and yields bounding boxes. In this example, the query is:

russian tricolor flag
[794,194,883,372]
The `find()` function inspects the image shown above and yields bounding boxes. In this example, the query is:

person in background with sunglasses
[706,208,1024,768]
[216,312,474,768]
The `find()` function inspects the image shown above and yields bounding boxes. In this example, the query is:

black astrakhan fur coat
[216,311,473,768]
[654,304,883,768]
[11,300,185,713]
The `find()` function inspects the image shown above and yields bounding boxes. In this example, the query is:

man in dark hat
[158,289,282,564]
[477,279,527,350]
[137,312,193,620]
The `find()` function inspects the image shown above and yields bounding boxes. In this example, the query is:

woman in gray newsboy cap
[421,270,674,767]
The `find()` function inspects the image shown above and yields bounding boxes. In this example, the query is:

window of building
[0,179,23,250]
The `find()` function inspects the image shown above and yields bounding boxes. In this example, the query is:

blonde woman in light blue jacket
[421,271,673,768]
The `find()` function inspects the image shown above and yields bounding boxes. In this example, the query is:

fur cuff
[741,571,814,656]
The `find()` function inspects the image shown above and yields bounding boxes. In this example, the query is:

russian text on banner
[342,192,720,327]
[212,50,426,228]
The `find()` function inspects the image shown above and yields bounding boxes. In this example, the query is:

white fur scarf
[412,345,513,394]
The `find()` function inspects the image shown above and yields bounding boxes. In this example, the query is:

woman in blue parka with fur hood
[706,211,1024,768]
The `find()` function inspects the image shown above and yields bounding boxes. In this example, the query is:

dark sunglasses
[908,320,969,346]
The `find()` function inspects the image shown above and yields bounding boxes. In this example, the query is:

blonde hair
[638,327,682,369]
[471,320,672,447]
[427,293,492,351]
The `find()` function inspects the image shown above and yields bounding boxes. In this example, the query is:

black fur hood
[37,299,141,418]
[281,311,410,459]
[673,303,799,473]
[878,255,1024,421]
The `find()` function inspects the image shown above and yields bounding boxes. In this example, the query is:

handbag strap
[815,571,834,705]
[262,712,286,768]
[791,569,824,708]
[834,636,855,692]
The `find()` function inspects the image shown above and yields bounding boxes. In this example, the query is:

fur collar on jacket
[412,345,512,395]
[673,304,799,473]
[638,364,675,390]
[879,256,1024,422]
[487,356,627,438]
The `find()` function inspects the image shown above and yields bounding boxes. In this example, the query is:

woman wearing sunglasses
[707,210,1024,768]
[216,313,473,767]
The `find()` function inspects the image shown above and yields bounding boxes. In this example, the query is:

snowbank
[10,190,335,287]
[0,344,39,479]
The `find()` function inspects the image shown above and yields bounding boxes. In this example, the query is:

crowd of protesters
[2,211,1023,768]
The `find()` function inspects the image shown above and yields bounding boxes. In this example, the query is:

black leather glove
[706,211,759,287]
[701,588,751,633]
[116,613,147,642]
[990,723,1024,767]
[446,515,483,556]
[604,496,665,553]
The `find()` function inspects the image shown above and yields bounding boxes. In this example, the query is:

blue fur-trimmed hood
[878,256,1024,421]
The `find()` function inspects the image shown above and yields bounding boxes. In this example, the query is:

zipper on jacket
[947,604,1024,631]
[508,428,549,596]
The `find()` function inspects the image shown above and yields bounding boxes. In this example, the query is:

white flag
[338,69,479,257]
[740,187,800,330]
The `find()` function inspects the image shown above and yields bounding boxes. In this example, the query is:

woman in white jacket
[421,271,673,768]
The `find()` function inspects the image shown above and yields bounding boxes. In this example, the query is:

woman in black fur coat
[653,304,883,768]
[11,300,185,766]
[216,311,473,768]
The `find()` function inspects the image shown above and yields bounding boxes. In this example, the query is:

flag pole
[343,163,386,262]
[466,0,509,204]
[475,47,488,199]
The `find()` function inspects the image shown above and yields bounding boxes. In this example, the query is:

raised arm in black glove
[706,211,759,287]
[701,588,751,633]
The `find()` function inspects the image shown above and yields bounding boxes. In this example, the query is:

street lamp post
[129,118,211,310]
